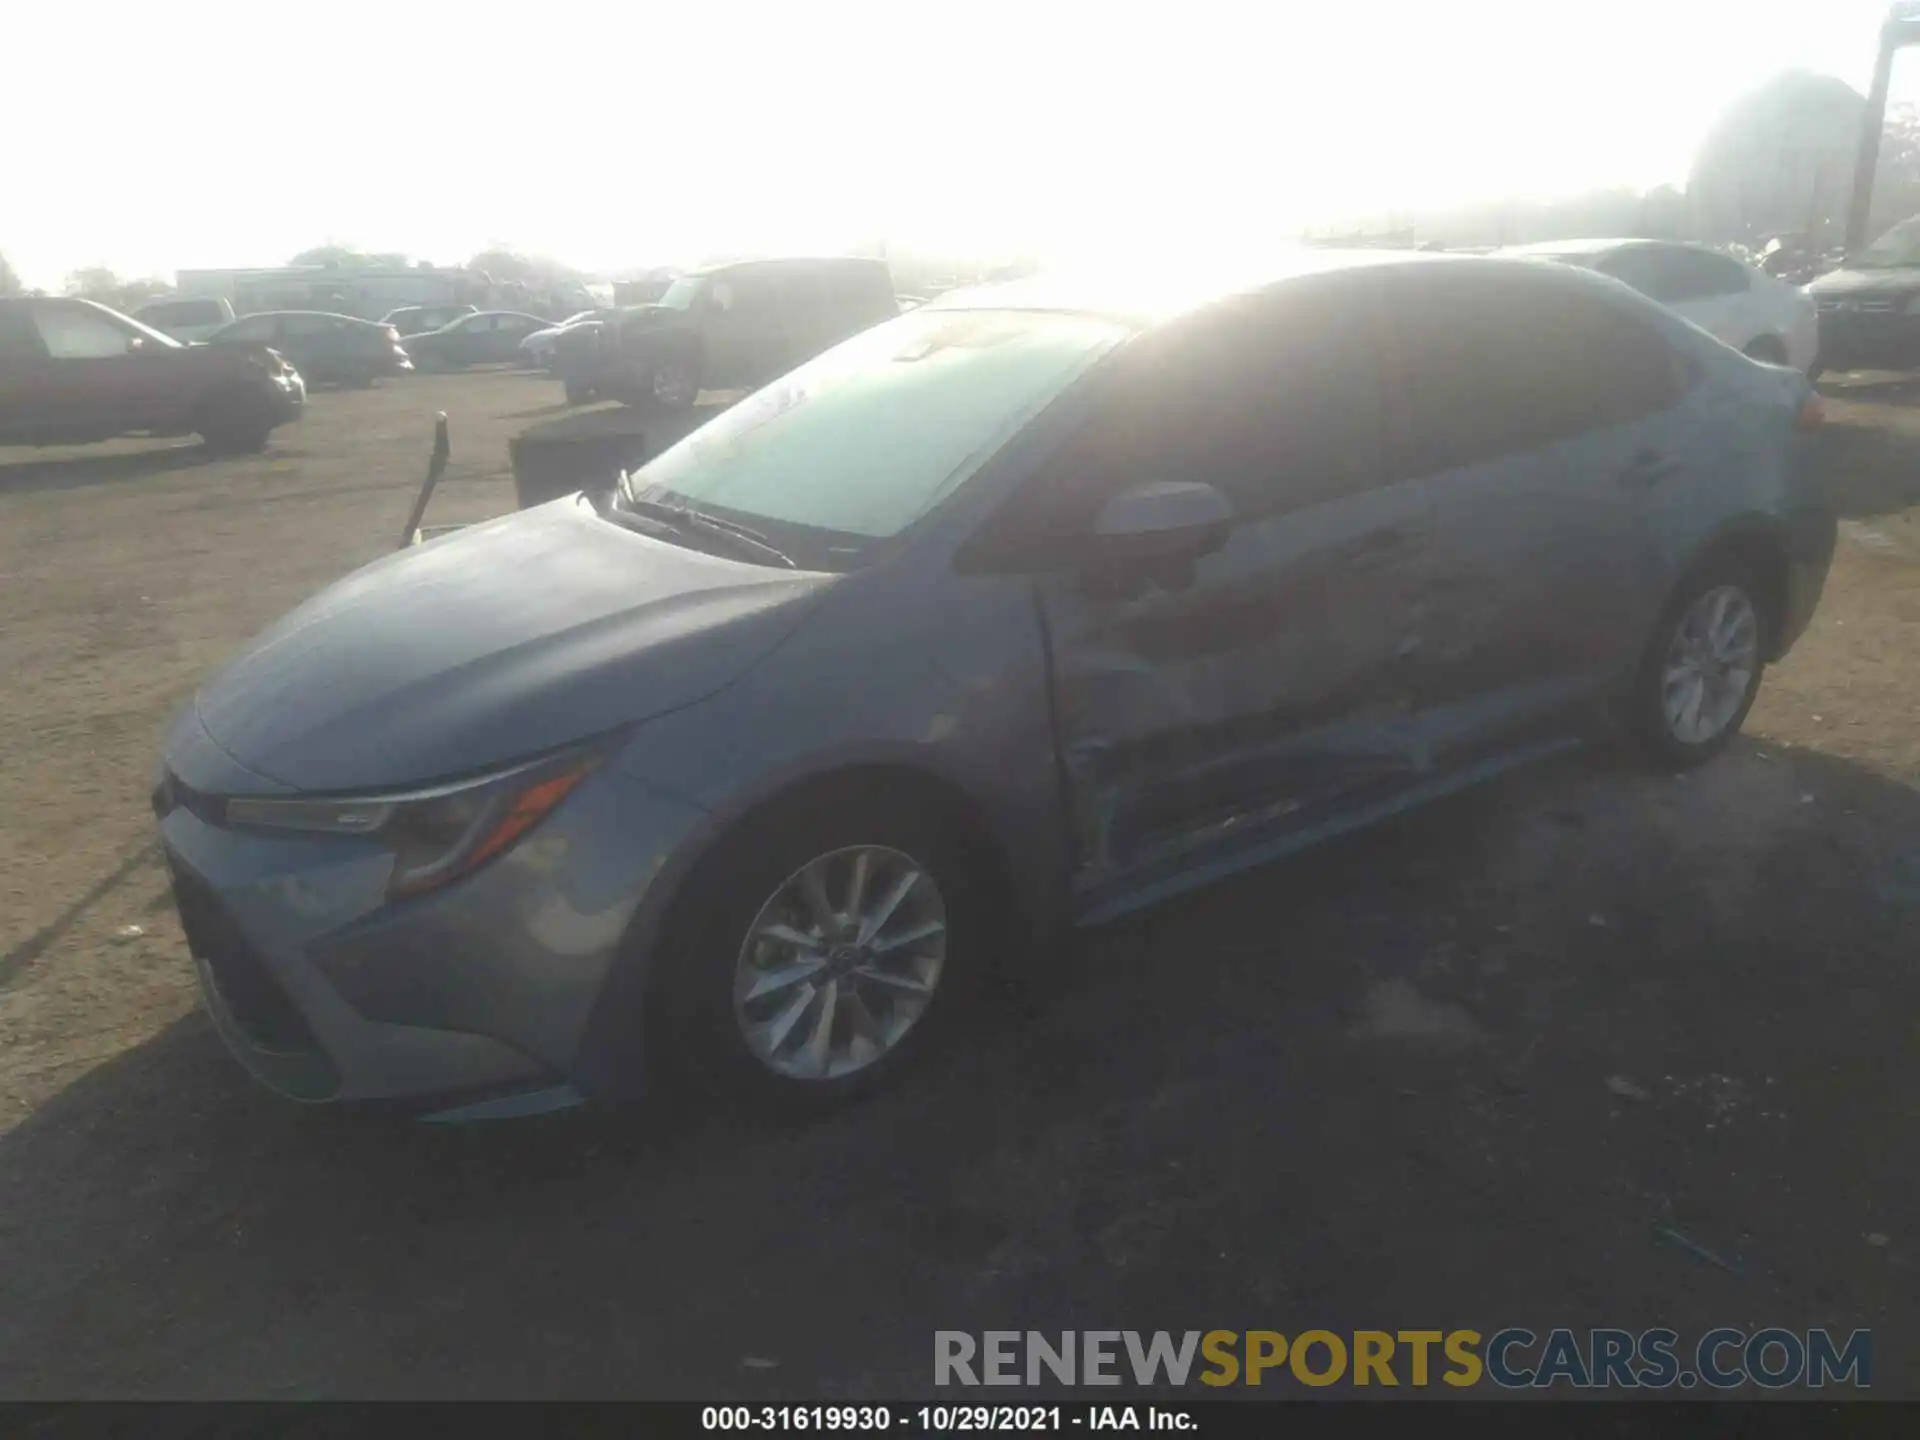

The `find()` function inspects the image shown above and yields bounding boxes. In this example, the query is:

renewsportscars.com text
[934,1328,1871,1390]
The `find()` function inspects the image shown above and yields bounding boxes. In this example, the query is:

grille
[169,862,321,1055]
[1816,297,1901,314]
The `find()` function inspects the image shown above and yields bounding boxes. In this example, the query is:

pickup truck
[0,297,306,453]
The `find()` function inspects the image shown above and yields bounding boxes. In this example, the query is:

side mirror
[1090,481,1234,567]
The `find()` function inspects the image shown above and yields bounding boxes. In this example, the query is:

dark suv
[0,297,305,453]
[556,257,897,408]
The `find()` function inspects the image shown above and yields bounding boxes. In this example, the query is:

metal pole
[1847,20,1900,253]
[399,413,451,549]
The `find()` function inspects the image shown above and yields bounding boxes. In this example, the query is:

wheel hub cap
[732,845,948,1082]
[1661,584,1760,746]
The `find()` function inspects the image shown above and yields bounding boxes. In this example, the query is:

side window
[221,315,279,342]
[279,313,332,337]
[722,273,781,318]
[31,305,136,359]
[1011,279,1391,546]
[1602,247,1751,304]
[1393,271,1683,476]
[0,307,47,360]
[1672,250,1751,301]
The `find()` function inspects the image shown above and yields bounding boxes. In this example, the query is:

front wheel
[651,796,981,1112]
[649,353,699,410]
[1628,560,1769,769]
[197,395,275,454]
[563,376,595,406]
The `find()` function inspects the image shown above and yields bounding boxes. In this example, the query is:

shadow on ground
[2,741,1915,1399]
[0,443,223,497]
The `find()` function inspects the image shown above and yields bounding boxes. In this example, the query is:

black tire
[196,395,275,455]
[563,376,594,406]
[1628,556,1771,770]
[648,352,699,412]
[1743,336,1790,366]
[647,790,987,1114]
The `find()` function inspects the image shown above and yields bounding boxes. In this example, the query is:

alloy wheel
[1661,584,1760,745]
[732,845,948,1082]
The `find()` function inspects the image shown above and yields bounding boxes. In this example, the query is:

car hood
[1805,265,1920,298]
[188,499,832,793]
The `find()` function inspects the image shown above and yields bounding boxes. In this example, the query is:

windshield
[1853,217,1920,269]
[621,308,1130,569]
[657,276,707,311]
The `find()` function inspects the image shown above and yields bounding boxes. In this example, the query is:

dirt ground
[1,370,1918,1399]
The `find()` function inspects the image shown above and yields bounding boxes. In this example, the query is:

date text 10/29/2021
[703,1407,1190,1432]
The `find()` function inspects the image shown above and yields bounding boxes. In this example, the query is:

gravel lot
[1,370,1917,1398]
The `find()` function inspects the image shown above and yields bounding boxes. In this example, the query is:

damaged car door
[1021,271,1435,915]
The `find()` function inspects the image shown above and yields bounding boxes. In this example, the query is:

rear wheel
[1629,558,1769,769]
[563,376,595,406]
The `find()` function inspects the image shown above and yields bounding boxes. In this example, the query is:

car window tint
[220,315,278,342]
[1026,276,1392,533]
[1601,246,1750,304]
[280,313,334,337]
[1669,249,1751,301]
[1393,269,1683,475]
[721,273,782,315]
[0,307,46,359]
[32,305,134,359]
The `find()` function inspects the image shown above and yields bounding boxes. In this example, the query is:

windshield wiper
[619,491,796,569]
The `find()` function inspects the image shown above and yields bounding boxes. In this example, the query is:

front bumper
[155,728,709,1108]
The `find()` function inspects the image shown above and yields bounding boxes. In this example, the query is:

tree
[1689,70,1866,244]
[0,251,21,298]
[464,247,581,286]
[288,244,411,269]
[63,266,171,311]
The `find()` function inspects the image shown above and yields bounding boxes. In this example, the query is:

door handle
[1620,449,1683,489]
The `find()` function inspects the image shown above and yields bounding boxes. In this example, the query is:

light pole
[1847,2,1920,252]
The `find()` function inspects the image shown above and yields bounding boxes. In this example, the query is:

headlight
[225,750,598,900]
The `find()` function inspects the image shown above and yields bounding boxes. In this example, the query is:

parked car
[153,253,1832,1118]
[403,310,553,371]
[1803,215,1920,376]
[1502,239,1819,371]
[381,303,478,337]
[519,310,609,371]
[558,257,898,409]
[131,296,236,344]
[0,296,304,452]
[205,311,412,388]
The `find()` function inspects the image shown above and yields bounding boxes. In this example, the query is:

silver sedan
[155,252,1834,1119]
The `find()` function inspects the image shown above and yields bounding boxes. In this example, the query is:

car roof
[684,256,892,280]
[1501,237,1727,259]
[234,309,376,323]
[923,248,1454,325]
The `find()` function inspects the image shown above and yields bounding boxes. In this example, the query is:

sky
[4,0,1913,290]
